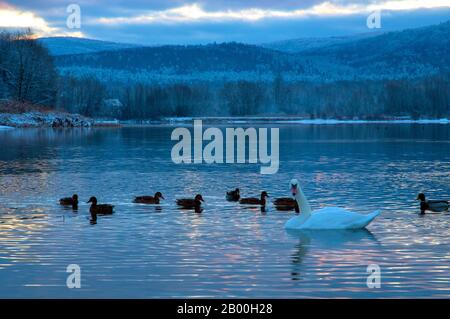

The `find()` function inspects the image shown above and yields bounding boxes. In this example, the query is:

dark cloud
[5,0,353,13]
[198,0,325,10]
[84,9,450,45]
[2,1,450,44]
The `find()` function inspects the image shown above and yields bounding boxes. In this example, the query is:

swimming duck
[87,197,114,215]
[239,191,269,206]
[176,194,204,209]
[417,193,449,214]
[59,194,78,209]
[133,192,165,204]
[274,197,299,213]
[226,188,240,201]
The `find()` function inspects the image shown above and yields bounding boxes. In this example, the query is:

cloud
[1,0,450,44]
[94,0,450,25]
[0,2,84,37]
[0,6,54,32]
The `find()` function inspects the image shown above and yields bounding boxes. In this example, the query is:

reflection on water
[0,125,449,298]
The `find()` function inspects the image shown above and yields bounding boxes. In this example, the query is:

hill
[38,37,141,56]
[52,20,450,83]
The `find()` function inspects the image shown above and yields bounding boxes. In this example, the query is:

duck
[239,191,269,206]
[226,188,240,201]
[285,179,380,230]
[417,193,449,214]
[133,192,165,204]
[176,194,204,209]
[87,197,114,215]
[274,197,299,213]
[59,194,78,209]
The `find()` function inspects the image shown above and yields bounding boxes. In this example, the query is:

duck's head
[195,194,204,202]
[155,192,164,200]
[417,193,426,201]
[235,188,240,194]
[261,191,269,199]
[87,196,97,205]
[290,179,299,196]
[72,194,78,201]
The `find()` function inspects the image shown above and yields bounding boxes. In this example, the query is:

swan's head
[290,179,299,196]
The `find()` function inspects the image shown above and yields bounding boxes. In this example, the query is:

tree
[0,30,57,107]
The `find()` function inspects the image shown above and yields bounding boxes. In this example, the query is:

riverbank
[0,111,94,128]
[118,116,450,126]
[1,115,449,128]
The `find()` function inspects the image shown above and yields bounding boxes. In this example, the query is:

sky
[1,0,450,44]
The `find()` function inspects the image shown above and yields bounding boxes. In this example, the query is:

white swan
[284,179,381,230]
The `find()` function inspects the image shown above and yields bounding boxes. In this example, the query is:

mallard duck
[239,191,269,206]
[59,194,78,209]
[273,197,299,212]
[226,188,240,201]
[417,193,449,214]
[133,192,164,204]
[176,194,204,209]
[87,197,114,215]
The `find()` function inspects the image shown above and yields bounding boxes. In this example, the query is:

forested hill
[299,20,450,79]
[261,32,383,53]
[8,20,444,120]
[38,37,140,56]
[52,20,450,84]
[55,42,304,75]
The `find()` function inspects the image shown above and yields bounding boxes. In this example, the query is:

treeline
[1,33,449,119]
[58,73,450,119]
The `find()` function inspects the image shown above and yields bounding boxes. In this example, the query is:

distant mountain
[56,42,304,72]
[38,37,142,56]
[55,42,311,83]
[300,20,450,79]
[53,20,450,83]
[262,32,384,53]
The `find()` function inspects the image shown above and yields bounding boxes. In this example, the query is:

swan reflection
[287,229,379,281]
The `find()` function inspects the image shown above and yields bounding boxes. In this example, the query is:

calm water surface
[0,124,449,298]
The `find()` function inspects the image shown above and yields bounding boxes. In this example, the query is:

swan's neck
[295,187,312,217]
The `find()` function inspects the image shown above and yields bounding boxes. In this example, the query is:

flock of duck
[59,179,449,229]
[60,189,296,220]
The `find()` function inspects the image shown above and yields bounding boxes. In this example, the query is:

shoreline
[1,115,449,129]
[114,117,450,126]
[0,111,93,128]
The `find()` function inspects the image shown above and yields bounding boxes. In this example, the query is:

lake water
[0,124,449,298]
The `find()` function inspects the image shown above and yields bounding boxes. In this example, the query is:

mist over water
[0,124,449,298]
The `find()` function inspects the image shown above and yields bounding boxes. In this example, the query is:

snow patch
[0,112,93,128]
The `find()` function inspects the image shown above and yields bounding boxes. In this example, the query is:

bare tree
[0,29,57,107]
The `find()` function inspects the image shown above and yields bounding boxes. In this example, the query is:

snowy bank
[276,118,450,125]
[0,125,14,130]
[158,117,450,125]
[0,112,93,128]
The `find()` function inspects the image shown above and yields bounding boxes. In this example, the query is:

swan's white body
[284,180,380,230]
